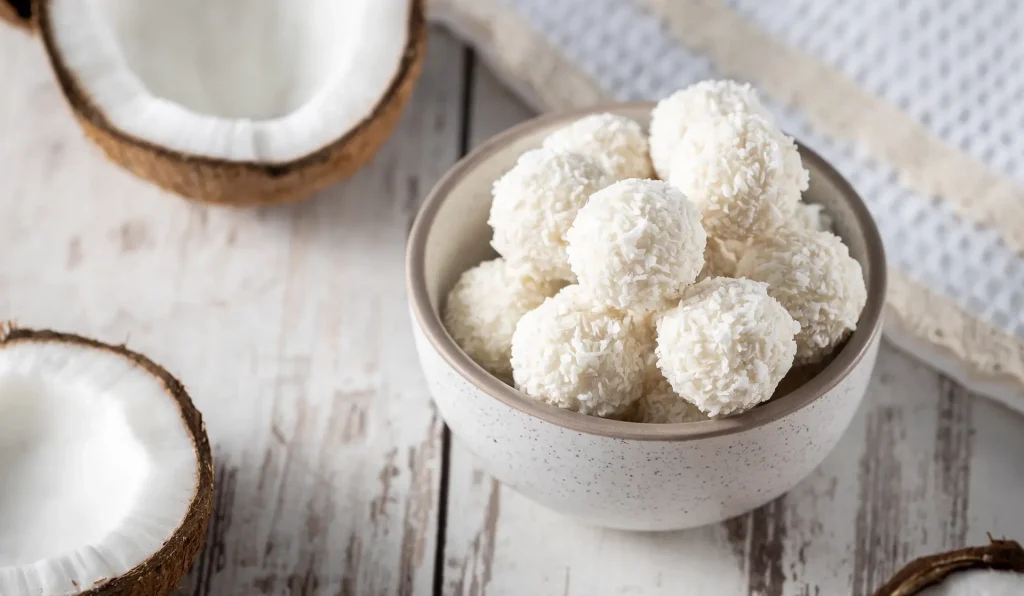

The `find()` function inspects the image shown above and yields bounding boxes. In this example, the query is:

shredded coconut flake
[655,277,799,417]
[489,149,613,281]
[511,286,646,418]
[443,259,566,382]
[736,227,867,364]
[634,373,709,423]
[566,179,706,313]
[698,236,745,281]
[668,112,808,242]
[649,80,773,180]
[543,113,654,181]
[464,86,856,423]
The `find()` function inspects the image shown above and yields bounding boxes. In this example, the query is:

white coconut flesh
[918,570,1024,595]
[0,340,199,594]
[45,0,412,163]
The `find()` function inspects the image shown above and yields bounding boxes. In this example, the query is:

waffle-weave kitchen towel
[431,0,1024,413]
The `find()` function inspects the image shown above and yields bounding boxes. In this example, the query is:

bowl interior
[409,102,886,438]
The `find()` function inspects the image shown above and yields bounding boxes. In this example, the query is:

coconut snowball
[511,286,646,418]
[443,259,565,382]
[649,80,773,180]
[634,374,709,423]
[736,226,867,364]
[634,312,709,423]
[669,112,808,242]
[671,114,806,242]
[542,113,654,181]
[792,201,833,232]
[656,277,799,417]
[489,149,612,280]
[566,179,706,312]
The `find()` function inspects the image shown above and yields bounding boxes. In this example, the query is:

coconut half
[874,538,1024,596]
[0,0,31,29]
[0,326,213,595]
[35,0,426,205]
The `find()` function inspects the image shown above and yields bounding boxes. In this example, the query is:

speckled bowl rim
[406,101,887,442]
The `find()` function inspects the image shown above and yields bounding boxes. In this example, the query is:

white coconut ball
[736,227,867,364]
[566,179,706,313]
[669,112,808,242]
[490,148,613,280]
[543,113,654,181]
[656,277,799,417]
[511,286,646,418]
[649,80,773,180]
[792,201,833,232]
[443,259,566,382]
[635,373,709,424]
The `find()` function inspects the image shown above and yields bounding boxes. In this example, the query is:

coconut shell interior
[34,0,426,206]
[873,538,1024,596]
[0,325,215,595]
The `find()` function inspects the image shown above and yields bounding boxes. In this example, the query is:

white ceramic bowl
[406,103,886,531]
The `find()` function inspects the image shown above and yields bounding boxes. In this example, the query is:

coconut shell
[34,0,427,206]
[873,537,1024,596]
[0,0,32,30]
[0,324,215,596]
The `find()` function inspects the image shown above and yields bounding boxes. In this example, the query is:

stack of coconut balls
[442,80,867,423]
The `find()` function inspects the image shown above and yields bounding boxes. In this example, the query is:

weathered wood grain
[438,59,1024,596]
[0,26,467,596]
[5,19,1024,596]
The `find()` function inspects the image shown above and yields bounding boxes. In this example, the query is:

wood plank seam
[433,47,478,596]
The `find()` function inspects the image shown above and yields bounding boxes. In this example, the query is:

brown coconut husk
[34,0,427,206]
[873,537,1024,596]
[0,0,32,30]
[0,324,215,595]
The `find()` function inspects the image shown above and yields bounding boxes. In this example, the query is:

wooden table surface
[2,25,1023,596]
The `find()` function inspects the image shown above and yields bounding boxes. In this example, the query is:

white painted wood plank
[0,25,467,596]
[441,58,1024,596]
